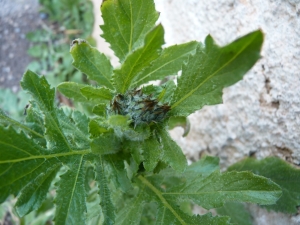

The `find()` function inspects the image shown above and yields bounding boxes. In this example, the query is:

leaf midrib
[0,149,91,164]
[138,175,187,225]
[171,32,258,110]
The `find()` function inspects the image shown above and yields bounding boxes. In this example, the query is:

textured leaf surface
[157,126,187,172]
[113,25,164,93]
[132,41,198,87]
[57,82,88,102]
[55,155,87,225]
[171,30,263,116]
[94,156,115,225]
[135,156,281,224]
[15,163,60,217]
[21,70,71,152]
[216,202,253,225]
[70,39,114,89]
[228,157,300,213]
[142,135,162,172]
[101,0,159,62]
[137,175,231,225]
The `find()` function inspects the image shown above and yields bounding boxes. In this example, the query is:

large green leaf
[80,86,113,102]
[137,175,231,225]
[132,41,198,87]
[171,30,263,116]
[113,25,165,93]
[101,0,159,62]
[228,157,300,213]
[133,156,281,224]
[70,39,114,89]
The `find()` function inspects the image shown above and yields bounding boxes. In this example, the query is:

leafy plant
[0,0,284,224]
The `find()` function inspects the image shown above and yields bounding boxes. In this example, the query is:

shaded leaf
[70,39,114,89]
[15,163,61,217]
[171,30,263,116]
[228,157,300,213]
[101,0,159,62]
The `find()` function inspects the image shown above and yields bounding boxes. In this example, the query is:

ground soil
[0,0,41,92]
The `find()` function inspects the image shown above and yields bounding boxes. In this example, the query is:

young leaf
[91,132,121,155]
[171,30,263,116]
[216,202,253,225]
[228,157,300,213]
[70,39,114,89]
[101,0,159,62]
[80,86,113,102]
[57,82,88,102]
[54,155,87,225]
[94,155,115,225]
[113,25,165,93]
[168,116,191,137]
[157,126,187,172]
[132,41,198,87]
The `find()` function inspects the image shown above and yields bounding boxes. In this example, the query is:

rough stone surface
[154,0,300,224]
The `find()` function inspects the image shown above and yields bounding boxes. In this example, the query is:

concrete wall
[92,0,300,224]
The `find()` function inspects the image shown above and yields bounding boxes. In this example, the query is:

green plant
[0,0,284,224]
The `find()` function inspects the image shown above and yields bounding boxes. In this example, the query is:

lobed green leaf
[80,86,113,102]
[101,0,159,62]
[171,30,263,116]
[228,157,300,213]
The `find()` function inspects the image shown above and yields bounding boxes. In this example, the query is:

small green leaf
[157,126,187,172]
[159,80,177,104]
[101,0,159,62]
[55,155,87,225]
[94,156,115,225]
[171,30,263,116]
[113,25,165,93]
[70,39,114,89]
[57,82,88,102]
[168,116,191,137]
[216,202,253,225]
[228,157,300,213]
[132,41,198,87]
[80,86,112,102]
